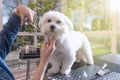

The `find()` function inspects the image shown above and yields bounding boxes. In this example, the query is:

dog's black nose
[50,25,55,30]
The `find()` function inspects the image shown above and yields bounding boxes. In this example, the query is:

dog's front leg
[60,53,76,75]
[47,60,61,75]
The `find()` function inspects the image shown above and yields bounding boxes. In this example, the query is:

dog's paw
[75,59,81,63]
[60,69,71,75]
[47,68,59,75]
[86,60,94,65]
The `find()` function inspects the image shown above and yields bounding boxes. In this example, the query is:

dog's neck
[55,34,67,44]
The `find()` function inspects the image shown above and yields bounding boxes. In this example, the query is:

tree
[63,0,112,31]
[12,0,57,50]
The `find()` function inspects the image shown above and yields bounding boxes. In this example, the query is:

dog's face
[38,11,73,40]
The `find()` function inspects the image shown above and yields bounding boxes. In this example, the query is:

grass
[92,47,110,56]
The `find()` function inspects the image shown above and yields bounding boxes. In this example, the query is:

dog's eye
[56,20,61,24]
[48,19,51,23]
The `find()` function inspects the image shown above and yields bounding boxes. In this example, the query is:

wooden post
[111,9,118,54]
[29,0,38,47]
[79,9,84,32]
[61,0,67,13]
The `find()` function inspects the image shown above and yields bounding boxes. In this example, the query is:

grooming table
[47,65,120,80]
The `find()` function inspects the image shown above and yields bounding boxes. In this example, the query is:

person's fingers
[41,41,47,50]
[47,37,56,54]
[19,11,26,25]
[49,37,56,47]
[20,18,25,25]
[20,12,34,25]
[47,37,55,47]
[15,4,34,25]
[26,11,34,23]
[47,39,51,46]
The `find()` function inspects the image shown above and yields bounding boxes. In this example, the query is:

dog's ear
[63,15,73,30]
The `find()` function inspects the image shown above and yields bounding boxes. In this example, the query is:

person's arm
[33,37,56,80]
[0,5,34,59]
[33,59,48,80]
[0,12,21,59]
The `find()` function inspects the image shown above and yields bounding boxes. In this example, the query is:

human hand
[40,37,56,62]
[15,4,34,25]
[33,38,56,80]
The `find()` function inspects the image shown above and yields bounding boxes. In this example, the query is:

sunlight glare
[109,0,119,12]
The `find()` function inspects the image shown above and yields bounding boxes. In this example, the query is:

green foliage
[64,0,84,17]
[89,37,111,56]
[64,0,75,17]
[12,36,34,50]
[12,0,57,50]
[92,47,110,56]
[92,17,112,31]
[21,25,34,32]
[28,0,57,16]
[64,0,112,31]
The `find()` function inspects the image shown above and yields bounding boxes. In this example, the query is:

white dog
[38,11,94,75]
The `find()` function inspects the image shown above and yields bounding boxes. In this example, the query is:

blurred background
[0,0,120,79]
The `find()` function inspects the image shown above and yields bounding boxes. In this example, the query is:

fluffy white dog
[38,11,94,75]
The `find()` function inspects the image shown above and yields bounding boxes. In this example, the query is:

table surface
[44,54,120,80]
[20,54,120,80]
[47,65,120,80]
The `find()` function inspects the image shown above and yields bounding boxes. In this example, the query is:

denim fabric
[0,13,21,79]
[0,67,14,80]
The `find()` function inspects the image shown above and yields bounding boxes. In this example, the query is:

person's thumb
[20,14,25,25]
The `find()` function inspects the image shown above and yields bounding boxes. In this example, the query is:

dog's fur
[38,11,94,75]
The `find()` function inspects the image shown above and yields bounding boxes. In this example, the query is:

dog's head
[38,11,73,40]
